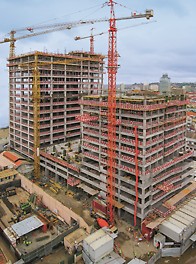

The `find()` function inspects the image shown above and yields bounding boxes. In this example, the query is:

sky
[0,0,195,127]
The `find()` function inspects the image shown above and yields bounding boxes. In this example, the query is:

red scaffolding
[106,0,118,225]
[134,126,139,226]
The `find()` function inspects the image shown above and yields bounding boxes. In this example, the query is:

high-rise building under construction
[8,51,104,157]
[8,50,194,224]
[79,93,194,222]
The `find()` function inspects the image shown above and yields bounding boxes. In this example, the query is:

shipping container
[159,221,183,242]
[83,229,113,263]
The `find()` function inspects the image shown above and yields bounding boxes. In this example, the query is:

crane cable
[10,3,105,34]
[75,20,157,41]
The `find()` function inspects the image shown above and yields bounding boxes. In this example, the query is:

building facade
[39,92,194,224]
[8,51,104,157]
[8,51,194,225]
[159,74,171,94]
[79,93,194,222]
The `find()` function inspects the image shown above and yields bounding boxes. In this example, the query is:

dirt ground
[44,187,95,226]
[0,188,30,227]
[115,219,157,262]
[0,128,9,139]
[35,245,71,264]
[9,187,30,206]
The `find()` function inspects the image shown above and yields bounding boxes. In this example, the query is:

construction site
[0,0,196,263]
[0,171,80,264]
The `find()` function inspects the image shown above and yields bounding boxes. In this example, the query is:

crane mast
[33,54,41,179]
[90,28,94,54]
[10,31,16,58]
[107,0,118,225]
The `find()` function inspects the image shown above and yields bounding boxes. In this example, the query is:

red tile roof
[3,151,20,162]
[15,160,24,167]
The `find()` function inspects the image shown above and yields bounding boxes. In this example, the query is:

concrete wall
[162,248,181,257]
[148,250,162,264]
[18,174,91,233]
[181,237,194,255]
[0,179,21,192]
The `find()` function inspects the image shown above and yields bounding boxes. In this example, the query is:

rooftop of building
[160,196,196,232]
[0,152,15,170]
[0,151,32,171]
[8,50,105,61]
[82,91,186,102]
[145,181,196,230]
[0,168,18,179]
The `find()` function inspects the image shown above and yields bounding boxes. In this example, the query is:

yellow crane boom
[0,9,153,58]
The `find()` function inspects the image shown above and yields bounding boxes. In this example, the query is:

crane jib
[0,9,153,45]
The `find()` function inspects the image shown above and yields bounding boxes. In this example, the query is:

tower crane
[107,0,118,226]
[90,28,95,54]
[104,1,153,225]
[75,20,156,55]
[0,10,153,58]
[1,4,153,223]
[76,3,154,225]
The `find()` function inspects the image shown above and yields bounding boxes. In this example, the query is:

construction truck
[20,202,31,214]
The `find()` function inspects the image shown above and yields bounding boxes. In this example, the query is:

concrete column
[142,109,147,176]
[45,167,49,177]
